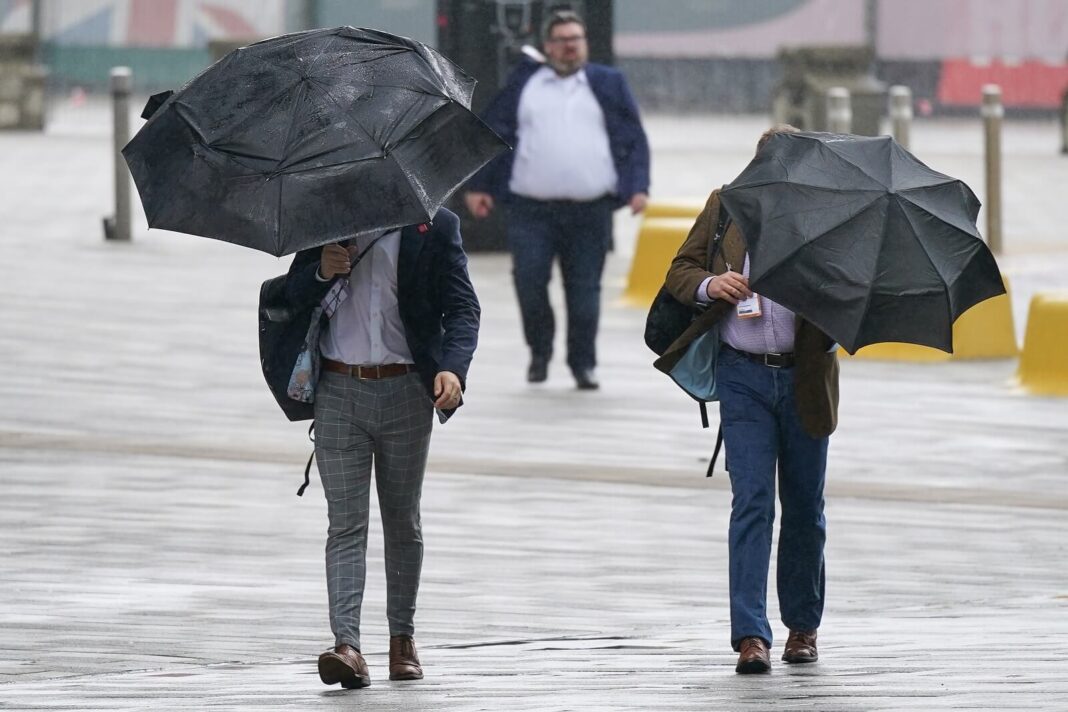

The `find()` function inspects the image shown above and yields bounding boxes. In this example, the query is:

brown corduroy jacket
[653,189,840,438]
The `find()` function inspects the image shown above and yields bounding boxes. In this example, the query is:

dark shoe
[318,644,370,689]
[782,629,818,664]
[573,368,599,390]
[527,355,549,383]
[389,635,423,680]
[736,637,771,674]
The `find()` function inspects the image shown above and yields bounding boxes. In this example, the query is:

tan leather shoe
[318,644,370,688]
[782,629,818,663]
[389,635,424,680]
[735,636,771,674]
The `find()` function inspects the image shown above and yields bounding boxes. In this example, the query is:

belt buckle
[764,353,784,368]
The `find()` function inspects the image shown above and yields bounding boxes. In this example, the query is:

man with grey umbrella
[283,209,479,688]
[659,125,839,674]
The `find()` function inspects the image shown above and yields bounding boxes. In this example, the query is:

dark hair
[757,124,800,152]
[543,9,586,41]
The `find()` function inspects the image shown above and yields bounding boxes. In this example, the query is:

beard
[548,57,584,76]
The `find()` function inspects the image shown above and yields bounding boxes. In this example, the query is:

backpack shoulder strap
[705,189,732,271]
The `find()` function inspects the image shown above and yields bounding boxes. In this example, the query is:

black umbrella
[718,132,1005,354]
[123,27,507,256]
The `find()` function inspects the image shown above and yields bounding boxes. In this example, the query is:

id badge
[736,293,762,319]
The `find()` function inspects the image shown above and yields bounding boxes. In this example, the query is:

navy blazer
[468,59,650,207]
[283,208,480,420]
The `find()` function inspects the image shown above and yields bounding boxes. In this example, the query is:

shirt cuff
[695,276,713,304]
[314,266,329,282]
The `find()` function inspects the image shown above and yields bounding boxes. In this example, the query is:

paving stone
[1,106,1067,709]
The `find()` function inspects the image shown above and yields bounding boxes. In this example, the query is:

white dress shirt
[508,66,618,201]
[318,229,414,366]
[697,253,797,354]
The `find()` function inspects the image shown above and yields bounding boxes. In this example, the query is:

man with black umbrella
[283,210,480,689]
[659,125,839,674]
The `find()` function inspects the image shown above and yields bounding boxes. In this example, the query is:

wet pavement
[1,104,1066,710]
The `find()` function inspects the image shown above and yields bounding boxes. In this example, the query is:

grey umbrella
[719,131,1005,354]
[123,26,507,256]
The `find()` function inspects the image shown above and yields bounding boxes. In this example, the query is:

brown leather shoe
[735,636,771,674]
[318,644,370,689]
[782,629,818,664]
[389,635,423,681]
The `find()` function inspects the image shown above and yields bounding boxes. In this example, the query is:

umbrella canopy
[718,132,1005,354]
[123,27,507,256]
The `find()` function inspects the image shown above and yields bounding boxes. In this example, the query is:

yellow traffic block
[622,217,694,307]
[843,278,1018,361]
[643,198,707,220]
[1017,293,1068,396]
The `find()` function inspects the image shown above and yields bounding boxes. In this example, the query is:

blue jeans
[717,346,829,651]
[504,196,613,373]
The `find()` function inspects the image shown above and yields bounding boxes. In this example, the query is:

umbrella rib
[303,80,384,152]
[382,146,434,216]
[169,104,285,176]
[885,197,956,333]
[746,189,886,280]
[278,78,311,168]
[726,178,888,196]
[816,141,892,191]
[353,81,444,98]
[893,197,981,293]
[850,200,895,349]
[301,29,342,76]
[309,47,413,70]
[276,152,385,175]
[896,187,982,239]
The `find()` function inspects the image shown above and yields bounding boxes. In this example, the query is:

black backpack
[258,274,318,423]
[642,201,731,476]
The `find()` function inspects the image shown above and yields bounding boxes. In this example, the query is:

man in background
[465,9,650,390]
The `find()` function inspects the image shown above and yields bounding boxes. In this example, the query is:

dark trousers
[504,195,613,373]
[716,347,829,651]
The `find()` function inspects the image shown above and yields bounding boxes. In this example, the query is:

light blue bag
[667,322,724,477]
[668,323,720,403]
[286,306,324,404]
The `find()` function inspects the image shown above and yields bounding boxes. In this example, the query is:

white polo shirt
[508,66,618,201]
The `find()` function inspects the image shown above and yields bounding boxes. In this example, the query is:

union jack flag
[0,0,285,47]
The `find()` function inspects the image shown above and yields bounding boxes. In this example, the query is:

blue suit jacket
[283,209,480,421]
[468,60,650,207]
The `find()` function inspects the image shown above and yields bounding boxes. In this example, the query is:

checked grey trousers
[313,370,434,650]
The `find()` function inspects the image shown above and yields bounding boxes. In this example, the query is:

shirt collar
[536,65,588,85]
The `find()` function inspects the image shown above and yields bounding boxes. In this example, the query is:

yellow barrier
[1017,293,1068,396]
[841,278,1018,361]
[622,217,694,307]
[642,198,707,220]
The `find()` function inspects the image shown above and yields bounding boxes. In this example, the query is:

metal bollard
[889,85,912,150]
[981,84,1003,255]
[827,87,852,134]
[104,66,132,242]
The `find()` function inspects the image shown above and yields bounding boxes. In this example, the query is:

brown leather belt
[322,358,414,379]
[724,345,796,368]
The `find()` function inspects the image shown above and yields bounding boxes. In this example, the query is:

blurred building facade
[1,0,1066,115]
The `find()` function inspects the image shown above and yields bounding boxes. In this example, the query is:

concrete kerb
[642,198,706,220]
[622,215,695,307]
